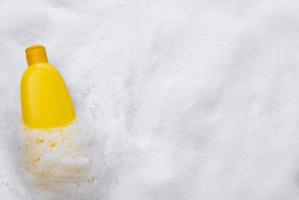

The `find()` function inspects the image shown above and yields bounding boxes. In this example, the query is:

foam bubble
[21,123,93,195]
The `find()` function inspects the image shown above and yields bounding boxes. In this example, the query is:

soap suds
[21,125,91,189]
[2,0,299,199]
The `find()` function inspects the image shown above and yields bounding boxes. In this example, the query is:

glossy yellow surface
[21,45,76,129]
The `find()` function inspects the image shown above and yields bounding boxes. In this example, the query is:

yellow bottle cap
[25,45,48,66]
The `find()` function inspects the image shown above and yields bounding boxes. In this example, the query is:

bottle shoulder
[21,63,61,83]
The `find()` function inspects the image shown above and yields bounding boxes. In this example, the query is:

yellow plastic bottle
[21,45,76,129]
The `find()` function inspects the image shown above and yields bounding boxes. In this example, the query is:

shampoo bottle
[21,45,76,129]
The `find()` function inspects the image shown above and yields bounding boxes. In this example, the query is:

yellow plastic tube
[21,45,76,129]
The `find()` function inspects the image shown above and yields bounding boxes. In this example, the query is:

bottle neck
[26,45,48,66]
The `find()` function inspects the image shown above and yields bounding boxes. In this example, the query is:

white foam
[1,0,299,199]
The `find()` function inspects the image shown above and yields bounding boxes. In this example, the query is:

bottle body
[21,63,76,129]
